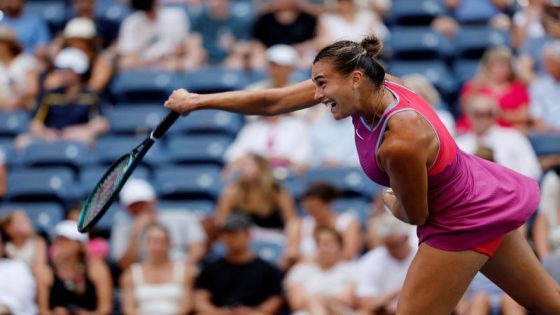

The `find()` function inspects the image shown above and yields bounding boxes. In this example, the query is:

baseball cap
[54,47,90,74]
[265,44,298,67]
[64,17,97,39]
[119,178,157,207]
[53,220,89,243]
[220,213,252,232]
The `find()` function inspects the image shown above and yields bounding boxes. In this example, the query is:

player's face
[312,60,359,120]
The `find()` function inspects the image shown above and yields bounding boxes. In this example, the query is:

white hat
[265,44,298,67]
[119,178,157,207]
[54,47,89,74]
[53,220,89,243]
[64,17,97,39]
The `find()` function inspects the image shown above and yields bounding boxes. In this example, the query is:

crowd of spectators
[1,0,560,314]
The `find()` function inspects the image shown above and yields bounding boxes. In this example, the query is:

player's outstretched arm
[164,79,317,116]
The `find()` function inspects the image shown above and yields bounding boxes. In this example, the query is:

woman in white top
[121,223,196,315]
[299,182,362,261]
[534,168,560,259]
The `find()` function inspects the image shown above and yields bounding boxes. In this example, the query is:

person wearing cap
[111,178,207,270]
[66,0,120,49]
[194,213,283,315]
[15,47,109,149]
[36,220,113,315]
[0,26,40,111]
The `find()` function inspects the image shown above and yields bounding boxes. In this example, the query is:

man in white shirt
[356,214,417,315]
[530,40,560,132]
[456,95,542,180]
[110,178,207,270]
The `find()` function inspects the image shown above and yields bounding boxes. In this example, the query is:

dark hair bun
[360,34,383,59]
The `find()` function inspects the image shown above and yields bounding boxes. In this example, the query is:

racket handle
[152,111,180,139]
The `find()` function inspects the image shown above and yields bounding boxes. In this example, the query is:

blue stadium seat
[110,70,181,103]
[155,165,222,201]
[167,134,231,166]
[453,59,480,85]
[106,106,167,135]
[0,202,64,233]
[95,203,126,232]
[19,141,94,172]
[158,200,215,217]
[0,139,16,167]
[0,111,29,138]
[94,0,131,24]
[79,166,151,199]
[302,167,382,199]
[332,198,372,229]
[455,26,511,60]
[528,134,560,156]
[169,110,245,137]
[94,136,169,168]
[24,1,67,34]
[387,27,451,60]
[283,176,307,200]
[388,0,444,26]
[251,239,284,265]
[6,167,79,206]
[182,66,248,93]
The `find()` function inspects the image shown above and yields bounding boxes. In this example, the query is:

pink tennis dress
[353,80,540,251]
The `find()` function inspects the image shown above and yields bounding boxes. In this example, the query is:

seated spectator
[402,74,456,137]
[0,150,5,199]
[66,206,110,261]
[216,154,300,264]
[66,0,120,49]
[0,210,47,274]
[15,48,109,149]
[0,233,37,315]
[194,214,283,315]
[533,167,560,259]
[543,249,560,283]
[512,0,548,50]
[0,26,39,111]
[456,95,542,180]
[457,46,531,134]
[247,44,299,90]
[117,0,204,71]
[464,273,526,315]
[190,0,255,69]
[316,0,389,49]
[0,0,51,62]
[356,214,416,315]
[111,178,207,270]
[37,220,112,315]
[299,182,362,261]
[47,17,114,93]
[285,226,355,315]
[529,40,560,133]
[121,223,196,315]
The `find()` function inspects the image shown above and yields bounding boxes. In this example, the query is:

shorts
[472,235,505,257]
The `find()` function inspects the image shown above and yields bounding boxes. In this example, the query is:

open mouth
[325,101,337,109]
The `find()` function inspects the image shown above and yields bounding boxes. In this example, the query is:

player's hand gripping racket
[77,111,180,233]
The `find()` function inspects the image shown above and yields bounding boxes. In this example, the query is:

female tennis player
[165,35,560,314]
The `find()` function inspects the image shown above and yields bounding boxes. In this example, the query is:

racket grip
[152,111,180,139]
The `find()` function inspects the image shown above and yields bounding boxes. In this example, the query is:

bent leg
[396,243,489,315]
[480,229,560,315]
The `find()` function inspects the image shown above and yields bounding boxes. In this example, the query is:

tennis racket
[77,111,180,233]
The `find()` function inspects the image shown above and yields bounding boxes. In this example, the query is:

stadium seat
[167,134,231,166]
[0,139,16,167]
[455,26,511,60]
[387,0,444,26]
[387,27,451,61]
[158,200,216,218]
[6,167,79,206]
[94,136,169,169]
[78,166,151,199]
[24,1,67,34]
[95,203,126,232]
[302,167,382,199]
[19,141,94,172]
[154,165,222,201]
[332,198,372,229]
[181,66,248,93]
[0,202,64,233]
[283,176,308,200]
[94,0,131,24]
[453,59,480,85]
[110,70,181,103]
[251,239,284,265]
[169,110,245,137]
[528,134,560,156]
[0,111,29,138]
[106,105,167,135]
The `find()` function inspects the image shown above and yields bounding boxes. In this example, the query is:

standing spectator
[512,0,548,50]
[0,26,39,111]
[456,95,542,180]
[194,214,283,315]
[299,182,362,261]
[0,210,48,274]
[457,46,531,134]
[15,48,109,149]
[190,0,254,69]
[37,220,113,315]
[117,0,204,71]
[0,0,51,61]
[529,40,560,133]
[0,233,37,315]
[120,223,196,315]
[111,178,207,270]
[285,226,356,315]
[66,0,120,49]
[533,167,560,259]
[356,214,416,315]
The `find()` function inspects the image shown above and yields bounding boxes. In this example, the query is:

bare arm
[177,265,196,315]
[194,290,230,315]
[164,80,317,116]
[342,219,362,260]
[215,185,237,225]
[89,260,113,315]
[120,269,139,315]
[533,213,550,259]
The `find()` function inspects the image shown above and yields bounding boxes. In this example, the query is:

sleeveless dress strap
[131,263,144,287]
[172,263,185,285]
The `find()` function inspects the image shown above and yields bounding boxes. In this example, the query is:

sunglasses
[471,110,495,119]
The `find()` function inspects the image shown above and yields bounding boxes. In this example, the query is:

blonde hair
[479,45,516,82]
[402,74,442,107]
